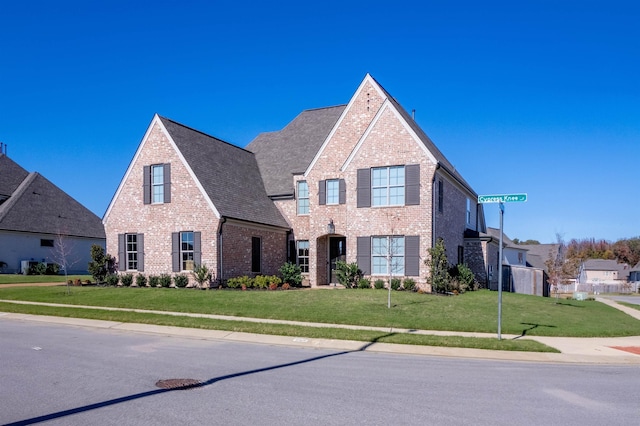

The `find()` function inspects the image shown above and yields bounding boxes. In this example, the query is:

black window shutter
[288,240,296,264]
[318,180,326,205]
[339,179,346,204]
[118,234,126,271]
[172,232,180,272]
[356,236,371,275]
[251,237,261,273]
[405,236,420,276]
[143,166,151,205]
[357,169,371,208]
[405,164,420,205]
[137,233,145,272]
[194,231,201,266]
[163,163,171,203]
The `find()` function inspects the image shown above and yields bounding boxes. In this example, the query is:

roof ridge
[302,104,347,113]
[158,115,253,155]
[0,172,38,224]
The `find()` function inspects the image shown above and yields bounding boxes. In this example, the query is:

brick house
[104,74,487,288]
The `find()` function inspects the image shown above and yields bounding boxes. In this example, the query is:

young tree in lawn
[49,231,80,295]
[545,234,579,302]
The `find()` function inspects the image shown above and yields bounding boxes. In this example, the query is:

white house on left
[0,152,105,274]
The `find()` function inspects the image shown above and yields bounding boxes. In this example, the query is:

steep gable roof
[247,105,346,197]
[158,116,289,228]
[0,155,105,239]
[0,154,29,205]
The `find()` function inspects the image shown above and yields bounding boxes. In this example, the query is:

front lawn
[0,274,92,284]
[0,287,637,337]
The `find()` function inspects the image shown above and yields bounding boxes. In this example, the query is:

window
[371,236,404,275]
[297,240,310,273]
[40,239,54,247]
[372,166,405,206]
[180,231,195,271]
[252,236,261,273]
[297,181,309,215]
[458,245,464,265]
[438,179,443,213]
[143,164,171,204]
[126,234,138,270]
[466,198,472,225]
[326,179,339,205]
[152,165,164,203]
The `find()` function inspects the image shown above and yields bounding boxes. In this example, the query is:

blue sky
[1,0,638,244]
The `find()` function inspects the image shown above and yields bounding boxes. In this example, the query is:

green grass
[621,302,640,311]
[0,301,555,353]
[0,287,638,337]
[0,274,92,284]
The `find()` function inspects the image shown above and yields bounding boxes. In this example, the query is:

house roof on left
[0,154,105,238]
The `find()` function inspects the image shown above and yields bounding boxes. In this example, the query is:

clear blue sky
[1,1,638,244]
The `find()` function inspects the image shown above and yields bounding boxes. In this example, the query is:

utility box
[572,292,588,301]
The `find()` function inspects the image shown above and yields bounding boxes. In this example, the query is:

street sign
[478,193,527,204]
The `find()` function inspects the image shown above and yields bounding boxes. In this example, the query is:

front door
[329,237,346,284]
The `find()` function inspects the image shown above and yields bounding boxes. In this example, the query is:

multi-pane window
[325,179,339,205]
[438,179,444,213]
[466,198,472,225]
[151,165,164,204]
[180,231,194,271]
[372,166,405,206]
[371,236,405,275]
[297,181,309,215]
[126,234,138,270]
[297,240,310,273]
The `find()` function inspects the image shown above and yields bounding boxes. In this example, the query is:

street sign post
[478,193,527,340]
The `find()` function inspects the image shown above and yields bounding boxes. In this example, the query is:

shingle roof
[518,244,560,271]
[0,154,105,238]
[246,105,346,197]
[0,154,29,203]
[159,116,289,228]
[370,75,477,196]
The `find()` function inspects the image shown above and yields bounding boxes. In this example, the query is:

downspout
[217,217,226,285]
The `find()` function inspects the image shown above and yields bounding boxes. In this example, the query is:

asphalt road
[1,320,639,426]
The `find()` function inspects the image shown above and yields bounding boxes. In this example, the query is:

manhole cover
[155,378,203,390]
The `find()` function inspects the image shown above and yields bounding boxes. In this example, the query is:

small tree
[192,263,213,289]
[49,231,80,295]
[425,238,451,294]
[88,245,116,285]
[546,234,579,302]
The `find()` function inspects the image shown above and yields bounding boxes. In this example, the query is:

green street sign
[478,193,527,204]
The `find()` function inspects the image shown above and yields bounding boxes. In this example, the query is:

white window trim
[371,166,405,207]
[371,236,405,276]
[297,181,309,215]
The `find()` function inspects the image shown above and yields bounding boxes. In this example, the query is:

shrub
[358,278,371,289]
[335,261,362,289]
[74,278,82,286]
[192,263,212,289]
[425,238,451,293]
[120,273,133,287]
[452,263,477,292]
[281,283,290,290]
[148,275,160,288]
[84,279,92,285]
[88,245,116,284]
[159,274,172,288]
[135,274,147,287]
[173,274,189,288]
[46,263,60,275]
[226,277,242,289]
[254,275,270,289]
[105,274,119,287]
[279,262,302,287]
[390,278,402,291]
[29,262,47,275]
[403,278,416,292]
[374,279,385,289]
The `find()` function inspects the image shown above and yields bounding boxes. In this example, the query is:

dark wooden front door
[329,237,346,284]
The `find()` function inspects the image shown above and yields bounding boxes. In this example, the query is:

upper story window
[144,164,171,204]
[297,181,309,215]
[357,164,419,208]
[438,179,444,213]
[372,166,405,206]
[326,179,339,205]
[466,198,472,225]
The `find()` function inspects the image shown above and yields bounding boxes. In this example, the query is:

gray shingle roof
[246,105,346,197]
[159,116,289,228]
[0,154,29,203]
[517,244,560,271]
[371,75,477,196]
[0,155,105,238]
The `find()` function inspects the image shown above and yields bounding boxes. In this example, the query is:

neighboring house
[104,74,488,289]
[0,153,105,274]
[578,259,630,285]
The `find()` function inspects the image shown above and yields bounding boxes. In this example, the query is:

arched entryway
[315,234,347,285]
